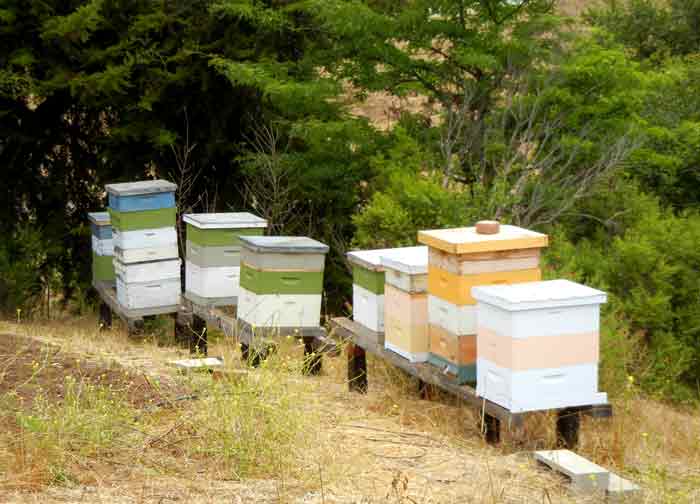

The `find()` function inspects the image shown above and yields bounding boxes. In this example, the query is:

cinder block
[535,450,609,492]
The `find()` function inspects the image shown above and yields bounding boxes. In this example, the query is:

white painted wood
[114,244,179,264]
[384,268,428,293]
[185,261,241,299]
[116,277,180,309]
[114,258,180,283]
[237,286,322,328]
[348,246,426,272]
[91,237,114,256]
[183,212,267,229]
[477,302,600,339]
[476,358,607,413]
[384,342,429,363]
[353,284,384,332]
[112,227,177,250]
[428,295,477,335]
[106,179,176,196]
[380,246,428,275]
[471,279,607,312]
[534,450,610,492]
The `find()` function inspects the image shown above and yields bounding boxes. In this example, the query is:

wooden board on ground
[330,317,613,430]
[169,356,224,371]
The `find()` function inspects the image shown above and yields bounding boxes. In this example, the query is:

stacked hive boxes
[381,246,429,362]
[418,221,548,384]
[88,212,115,284]
[183,213,267,306]
[472,280,608,412]
[238,237,329,331]
[347,246,426,334]
[106,180,180,310]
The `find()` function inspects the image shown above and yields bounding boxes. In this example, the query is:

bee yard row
[89,212,115,283]
[106,180,180,310]
[183,213,267,306]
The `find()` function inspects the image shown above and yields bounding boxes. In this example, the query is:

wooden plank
[330,317,613,429]
[93,280,179,323]
[181,298,339,356]
[330,317,524,427]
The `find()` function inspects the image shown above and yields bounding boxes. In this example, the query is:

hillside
[1,316,698,503]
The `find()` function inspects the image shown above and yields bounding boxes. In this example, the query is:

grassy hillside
[1,316,698,503]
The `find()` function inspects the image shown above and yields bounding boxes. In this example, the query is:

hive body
[347,246,425,333]
[381,247,429,363]
[418,224,548,384]
[89,212,115,283]
[472,280,608,412]
[106,180,180,310]
[183,213,267,306]
[237,236,328,331]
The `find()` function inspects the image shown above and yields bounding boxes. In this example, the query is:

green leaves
[42,0,105,43]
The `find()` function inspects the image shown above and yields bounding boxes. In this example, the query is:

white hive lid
[240,236,329,254]
[183,212,267,229]
[380,246,428,275]
[418,224,547,254]
[348,246,424,272]
[105,179,177,196]
[471,279,607,311]
[88,211,111,226]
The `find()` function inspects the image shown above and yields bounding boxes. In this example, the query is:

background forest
[2,0,700,402]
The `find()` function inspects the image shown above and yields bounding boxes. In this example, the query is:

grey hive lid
[183,212,267,229]
[471,279,607,311]
[240,236,329,254]
[348,246,426,272]
[105,179,177,196]
[88,211,111,226]
[380,246,428,275]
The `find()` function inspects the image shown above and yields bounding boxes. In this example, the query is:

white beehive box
[114,258,180,284]
[113,227,177,250]
[186,262,241,299]
[381,247,429,362]
[116,277,180,309]
[472,280,608,413]
[347,246,426,333]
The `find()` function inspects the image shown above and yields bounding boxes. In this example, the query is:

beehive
[418,221,548,383]
[88,212,115,283]
[381,247,429,363]
[472,280,608,412]
[106,180,178,263]
[237,237,328,329]
[347,246,425,333]
[183,213,267,306]
[106,179,180,310]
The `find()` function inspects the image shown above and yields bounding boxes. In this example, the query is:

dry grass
[1,314,699,502]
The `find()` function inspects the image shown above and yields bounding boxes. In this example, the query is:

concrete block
[535,449,609,492]
[170,357,224,371]
[607,473,641,499]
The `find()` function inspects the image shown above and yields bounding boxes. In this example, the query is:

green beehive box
[92,252,115,282]
[108,207,176,232]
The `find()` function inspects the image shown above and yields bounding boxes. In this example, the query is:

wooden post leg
[347,343,368,393]
[128,318,144,338]
[302,337,323,375]
[190,314,207,356]
[483,414,501,444]
[98,301,112,330]
[174,308,193,348]
[418,379,434,400]
[556,408,581,449]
